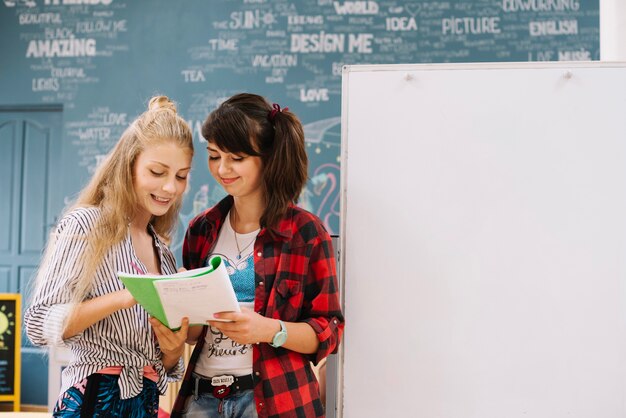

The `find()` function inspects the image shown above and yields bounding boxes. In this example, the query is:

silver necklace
[232,209,256,260]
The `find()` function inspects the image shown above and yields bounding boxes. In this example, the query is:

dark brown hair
[202,93,308,228]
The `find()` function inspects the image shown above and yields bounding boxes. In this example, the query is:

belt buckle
[211,375,235,399]
[211,375,235,387]
[212,385,231,399]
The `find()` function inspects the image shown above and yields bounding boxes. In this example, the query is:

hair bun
[148,95,177,113]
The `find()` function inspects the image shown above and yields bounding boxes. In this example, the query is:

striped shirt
[24,207,184,399]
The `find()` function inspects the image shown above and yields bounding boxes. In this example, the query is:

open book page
[118,255,239,329]
[153,257,240,328]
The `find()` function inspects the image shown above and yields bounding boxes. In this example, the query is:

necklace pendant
[236,254,241,260]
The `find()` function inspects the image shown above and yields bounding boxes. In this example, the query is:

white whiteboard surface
[340,62,626,418]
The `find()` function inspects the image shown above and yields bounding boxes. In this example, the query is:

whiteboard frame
[339,61,626,418]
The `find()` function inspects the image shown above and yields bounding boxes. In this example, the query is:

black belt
[194,374,255,398]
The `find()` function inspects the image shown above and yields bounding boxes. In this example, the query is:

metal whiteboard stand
[324,235,342,418]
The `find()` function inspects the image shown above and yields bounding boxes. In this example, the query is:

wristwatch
[269,320,288,348]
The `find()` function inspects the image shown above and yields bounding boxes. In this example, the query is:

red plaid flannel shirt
[171,196,344,418]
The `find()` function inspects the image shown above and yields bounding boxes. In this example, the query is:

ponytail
[262,107,307,228]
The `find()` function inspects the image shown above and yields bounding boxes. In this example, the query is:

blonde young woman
[25,96,192,417]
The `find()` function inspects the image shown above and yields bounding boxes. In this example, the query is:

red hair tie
[268,103,288,122]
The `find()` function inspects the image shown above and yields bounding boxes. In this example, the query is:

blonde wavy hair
[37,95,193,307]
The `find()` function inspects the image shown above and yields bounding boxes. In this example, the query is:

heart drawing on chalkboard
[405,3,421,16]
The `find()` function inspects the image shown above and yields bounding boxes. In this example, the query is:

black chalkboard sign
[0,294,21,411]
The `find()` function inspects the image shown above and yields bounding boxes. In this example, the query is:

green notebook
[118,255,239,330]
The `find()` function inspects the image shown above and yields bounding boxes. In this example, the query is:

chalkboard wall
[0,0,599,406]
[1,0,599,242]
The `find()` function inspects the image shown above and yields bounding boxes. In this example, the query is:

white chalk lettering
[290,32,345,53]
[75,20,127,34]
[529,51,554,60]
[45,0,113,4]
[32,78,59,92]
[275,3,296,13]
[386,17,417,31]
[208,38,238,51]
[5,0,36,7]
[113,20,127,32]
[348,17,373,24]
[50,67,85,78]
[558,49,590,60]
[77,127,110,140]
[19,13,62,25]
[266,30,286,37]
[529,20,578,36]
[348,33,373,53]
[93,11,113,17]
[266,76,284,83]
[44,27,73,39]
[229,10,275,29]
[252,54,298,67]
[185,120,204,142]
[288,15,324,25]
[26,38,96,58]
[333,1,379,15]
[181,70,205,82]
[300,88,330,102]
[503,0,579,12]
[266,68,287,83]
[273,68,287,76]
[94,154,107,167]
[102,113,127,125]
[442,16,501,35]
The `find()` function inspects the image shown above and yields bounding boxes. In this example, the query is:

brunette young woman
[172,93,344,418]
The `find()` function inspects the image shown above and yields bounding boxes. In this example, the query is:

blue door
[0,107,63,406]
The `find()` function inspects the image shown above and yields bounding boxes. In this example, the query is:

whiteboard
[340,62,626,418]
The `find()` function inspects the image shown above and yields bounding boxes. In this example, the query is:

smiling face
[207,141,264,202]
[133,141,192,224]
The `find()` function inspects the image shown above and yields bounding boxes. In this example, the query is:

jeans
[183,389,258,418]
[53,374,158,417]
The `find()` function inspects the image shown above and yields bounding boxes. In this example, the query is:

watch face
[271,320,288,347]
[273,331,287,347]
